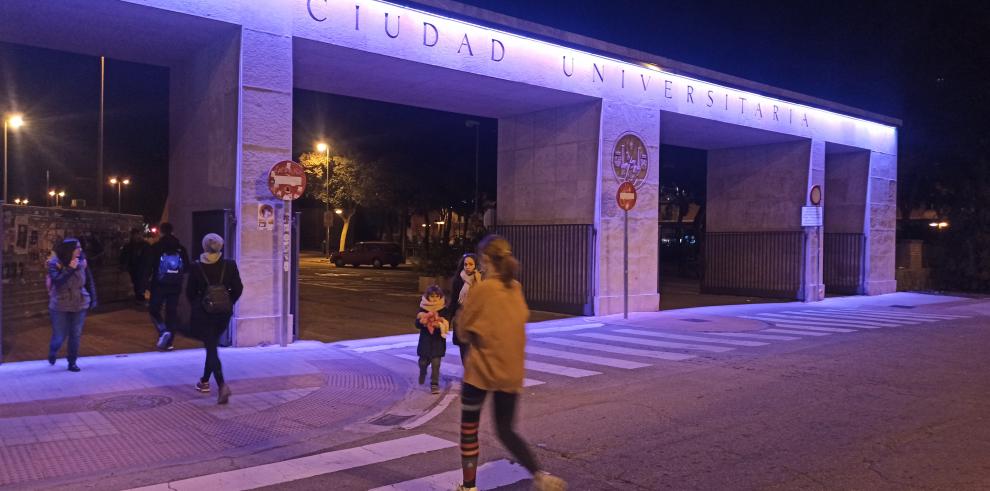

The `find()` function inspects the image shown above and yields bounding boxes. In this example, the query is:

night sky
[1,0,985,223]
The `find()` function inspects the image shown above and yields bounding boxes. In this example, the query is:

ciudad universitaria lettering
[307,0,810,128]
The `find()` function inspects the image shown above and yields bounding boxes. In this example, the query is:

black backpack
[157,251,184,285]
[199,261,233,315]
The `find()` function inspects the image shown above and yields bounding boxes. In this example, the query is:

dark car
[331,241,404,268]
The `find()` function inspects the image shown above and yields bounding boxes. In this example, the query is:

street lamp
[49,189,66,207]
[3,113,25,204]
[109,177,130,213]
[465,120,480,216]
[13,197,28,205]
[316,142,331,257]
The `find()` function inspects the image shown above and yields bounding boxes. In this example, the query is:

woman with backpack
[186,233,243,404]
[454,235,566,491]
[46,238,98,372]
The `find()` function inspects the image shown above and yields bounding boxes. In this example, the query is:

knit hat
[200,233,224,264]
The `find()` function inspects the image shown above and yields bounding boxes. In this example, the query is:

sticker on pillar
[612,133,649,188]
[258,204,275,231]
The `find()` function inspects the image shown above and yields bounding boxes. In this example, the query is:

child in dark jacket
[416,285,450,394]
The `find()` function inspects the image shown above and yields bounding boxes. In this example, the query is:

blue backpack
[157,251,184,285]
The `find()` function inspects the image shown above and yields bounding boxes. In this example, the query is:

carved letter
[563,56,574,77]
[803,113,809,127]
[664,80,673,99]
[755,103,763,118]
[491,39,505,61]
[355,5,360,30]
[458,34,473,56]
[593,63,605,83]
[641,74,651,91]
[739,97,747,114]
[773,105,779,121]
[686,85,695,104]
[307,0,327,22]
[790,108,793,124]
[706,90,715,107]
[423,22,438,46]
[385,13,400,38]
[621,69,626,88]
[725,94,729,110]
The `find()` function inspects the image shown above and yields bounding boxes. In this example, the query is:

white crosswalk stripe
[444,350,601,378]
[704,332,800,341]
[770,324,857,333]
[739,314,884,329]
[762,328,831,336]
[613,329,769,347]
[577,333,735,353]
[526,346,651,369]
[777,311,906,326]
[394,354,545,387]
[813,310,927,323]
[370,459,530,491]
[528,322,605,334]
[535,337,697,361]
[789,310,921,325]
[826,308,966,320]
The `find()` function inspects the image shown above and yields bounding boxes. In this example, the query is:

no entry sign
[268,160,307,201]
[616,181,637,211]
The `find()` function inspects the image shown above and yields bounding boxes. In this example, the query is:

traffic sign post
[269,161,306,347]
[616,182,637,319]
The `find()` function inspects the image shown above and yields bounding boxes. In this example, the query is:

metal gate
[824,233,865,295]
[495,225,595,315]
[702,231,805,299]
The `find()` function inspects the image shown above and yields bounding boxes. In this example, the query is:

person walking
[119,227,148,304]
[46,238,98,372]
[415,285,449,395]
[454,235,566,491]
[143,222,189,351]
[186,233,242,404]
[449,252,481,362]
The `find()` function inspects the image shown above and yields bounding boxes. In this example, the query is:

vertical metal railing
[495,225,595,315]
[702,231,805,298]
[824,233,865,295]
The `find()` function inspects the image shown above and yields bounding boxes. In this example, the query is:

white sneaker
[455,485,478,491]
[532,471,567,491]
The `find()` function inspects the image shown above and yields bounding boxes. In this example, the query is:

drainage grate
[679,318,710,323]
[890,305,916,309]
[90,395,173,412]
[368,414,414,426]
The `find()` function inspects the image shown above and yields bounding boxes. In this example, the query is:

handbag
[200,260,233,315]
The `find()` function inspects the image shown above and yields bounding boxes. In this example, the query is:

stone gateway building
[0,0,898,347]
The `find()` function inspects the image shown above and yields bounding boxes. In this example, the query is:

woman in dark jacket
[185,233,243,404]
[449,253,481,362]
[47,238,98,372]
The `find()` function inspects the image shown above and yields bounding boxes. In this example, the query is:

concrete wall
[824,151,870,233]
[596,101,660,314]
[497,102,601,225]
[865,151,898,294]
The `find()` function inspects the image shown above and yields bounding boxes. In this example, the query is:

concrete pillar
[804,140,826,301]
[232,26,294,346]
[864,151,898,294]
[705,140,821,300]
[596,101,660,315]
[823,150,870,294]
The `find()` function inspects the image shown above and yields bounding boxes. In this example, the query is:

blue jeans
[49,309,87,364]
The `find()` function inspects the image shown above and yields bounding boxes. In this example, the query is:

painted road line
[825,309,966,320]
[762,328,830,336]
[770,324,857,333]
[528,322,604,334]
[613,329,769,347]
[814,310,929,323]
[535,337,696,361]
[577,333,734,353]
[128,434,457,491]
[370,459,530,491]
[400,393,459,430]
[778,311,906,326]
[526,346,651,369]
[706,332,801,341]
[522,360,602,378]
[353,341,419,353]
[740,315,883,329]
[398,354,545,388]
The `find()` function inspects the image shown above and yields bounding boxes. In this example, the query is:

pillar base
[864,280,897,296]
[594,293,660,316]
[233,315,292,347]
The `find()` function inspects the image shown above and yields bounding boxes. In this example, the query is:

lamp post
[49,189,66,207]
[109,177,130,213]
[316,142,331,257]
[465,120,480,216]
[3,113,25,204]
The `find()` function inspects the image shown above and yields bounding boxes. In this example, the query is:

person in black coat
[449,253,481,363]
[415,285,449,394]
[186,233,243,404]
[119,228,148,303]
[143,222,190,350]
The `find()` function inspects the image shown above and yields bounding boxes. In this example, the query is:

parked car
[331,241,404,268]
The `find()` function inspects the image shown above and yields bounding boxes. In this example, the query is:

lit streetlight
[929,221,949,230]
[3,113,26,204]
[13,197,28,206]
[109,177,131,213]
[316,142,332,257]
[49,189,66,207]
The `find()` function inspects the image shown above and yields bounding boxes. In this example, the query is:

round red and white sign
[616,181,637,211]
[268,160,307,201]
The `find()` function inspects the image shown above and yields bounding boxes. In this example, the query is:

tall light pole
[3,113,25,204]
[316,142,331,257]
[109,177,130,213]
[465,120,480,216]
[97,56,106,210]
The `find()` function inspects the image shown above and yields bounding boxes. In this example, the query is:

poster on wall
[258,203,275,231]
[14,215,29,254]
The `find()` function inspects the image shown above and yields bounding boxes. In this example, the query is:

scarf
[200,252,222,264]
[458,270,479,304]
[418,295,448,337]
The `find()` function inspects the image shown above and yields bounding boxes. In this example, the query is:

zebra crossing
[338,307,972,391]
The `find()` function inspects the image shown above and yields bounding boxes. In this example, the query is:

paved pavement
[1,291,986,489]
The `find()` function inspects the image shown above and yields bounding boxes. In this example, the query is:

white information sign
[801,206,823,227]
